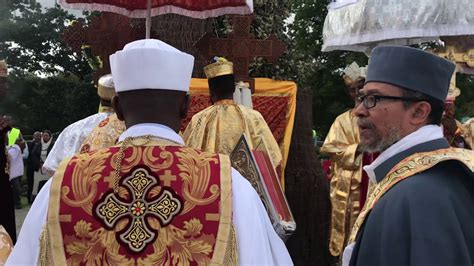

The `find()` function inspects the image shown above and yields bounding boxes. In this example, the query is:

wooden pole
[146,0,151,39]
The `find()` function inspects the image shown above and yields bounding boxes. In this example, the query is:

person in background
[43,74,118,175]
[0,60,17,244]
[320,62,378,258]
[31,130,54,197]
[7,138,25,209]
[25,131,41,203]
[4,116,22,147]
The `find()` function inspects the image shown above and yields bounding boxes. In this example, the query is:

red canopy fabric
[59,0,253,18]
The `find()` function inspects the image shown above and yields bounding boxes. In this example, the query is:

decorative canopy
[58,0,253,19]
[322,0,474,53]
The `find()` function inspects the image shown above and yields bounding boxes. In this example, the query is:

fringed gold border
[46,157,71,266]
[210,155,233,265]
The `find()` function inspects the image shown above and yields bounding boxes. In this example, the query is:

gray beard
[360,127,401,153]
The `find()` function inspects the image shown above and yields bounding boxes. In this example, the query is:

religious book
[230,134,296,240]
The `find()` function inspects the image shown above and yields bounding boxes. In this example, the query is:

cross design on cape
[95,167,182,253]
[195,15,287,91]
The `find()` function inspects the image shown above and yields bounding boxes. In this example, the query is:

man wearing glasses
[343,45,474,266]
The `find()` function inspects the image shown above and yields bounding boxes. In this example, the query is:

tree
[244,2,332,265]
[0,1,98,135]
[289,0,368,138]
[0,75,98,133]
[0,1,91,78]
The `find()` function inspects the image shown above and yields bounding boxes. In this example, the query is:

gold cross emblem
[95,167,183,253]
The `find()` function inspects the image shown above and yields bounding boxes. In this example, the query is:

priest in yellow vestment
[320,62,377,257]
[182,58,282,168]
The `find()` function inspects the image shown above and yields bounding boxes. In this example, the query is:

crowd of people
[4,126,55,208]
[0,118,56,254]
[0,41,473,266]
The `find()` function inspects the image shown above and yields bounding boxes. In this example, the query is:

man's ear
[180,93,190,119]
[112,95,125,121]
[411,101,432,125]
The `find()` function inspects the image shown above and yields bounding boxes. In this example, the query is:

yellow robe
[320,109,365,257]
[462,118,474,149]
[182,100,282,168]
[79,113,126,153]
[0,225,12,265]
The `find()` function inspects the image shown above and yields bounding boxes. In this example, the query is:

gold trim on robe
[42,141,236,265]
[0,226,13,265]
[320,109,365,256]
[349,148,474,244]
[79,113,125,154]
[182,101,282,170]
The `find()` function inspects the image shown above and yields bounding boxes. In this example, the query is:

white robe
[7,123,293,266]
[42,112,113,174]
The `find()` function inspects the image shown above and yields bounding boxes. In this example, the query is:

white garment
[328,0,359,9]
[363,125,443,183]
[40,139,52,162]
[342,125,444,266]
[7,123,293,266]
[42,112,112,174]
[7,144,24,180]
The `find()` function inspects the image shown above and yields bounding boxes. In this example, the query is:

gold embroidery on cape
[95,167,182,253]
[176,148,220,215]
[51,144,233,265]
[349,148,474,243]
[61,149,111,215]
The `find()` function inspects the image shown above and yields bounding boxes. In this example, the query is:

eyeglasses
[357,94,421,109]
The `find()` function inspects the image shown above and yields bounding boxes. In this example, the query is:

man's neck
[214,99,234,105]
[126,119,179,133]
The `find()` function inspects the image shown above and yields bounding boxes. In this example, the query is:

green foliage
[0,75,98,134]
[0,2,92,78]
[456,73,474,120]
[0,1,98,134]
[287,1,474,136]
[288,0,368,137]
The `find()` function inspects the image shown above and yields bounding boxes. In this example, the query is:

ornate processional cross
[195,15,287,91]
[62,12,146,82]
[95,167,183,253]
[437,36,474,70]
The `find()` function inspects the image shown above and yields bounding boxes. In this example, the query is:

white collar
[118,123,184,145]
[363,125,444,183]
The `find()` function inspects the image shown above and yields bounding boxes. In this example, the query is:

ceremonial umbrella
[59,0,253,38]
[322,0,474,53]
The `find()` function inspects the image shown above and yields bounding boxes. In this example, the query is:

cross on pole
[62,12,145,82]
[437,36,474,71]
[195,15,287,92]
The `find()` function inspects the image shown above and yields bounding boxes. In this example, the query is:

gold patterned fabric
[79,113,125,153]
[349,148,474,243]
[320,109,365,256]
[182,100,282,169]
[463,118,474,149]
[43,140,236,265]
[0,226,12,266]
